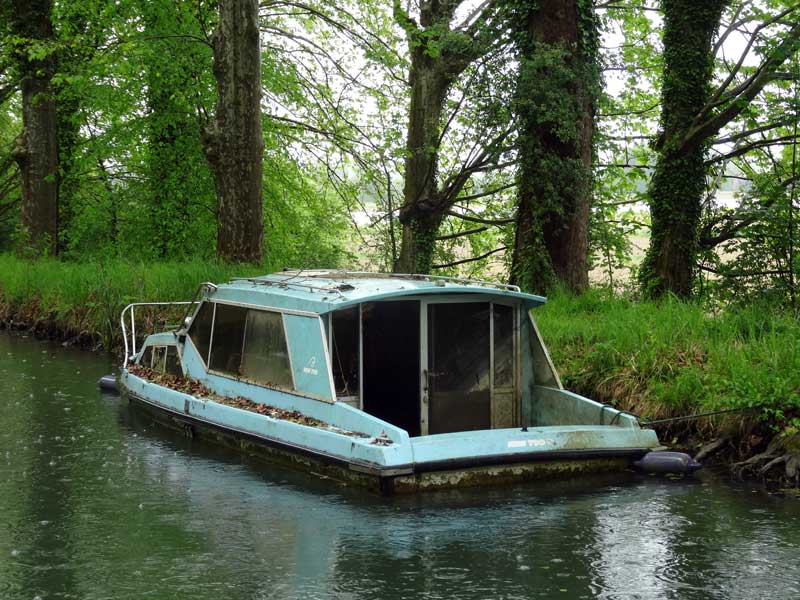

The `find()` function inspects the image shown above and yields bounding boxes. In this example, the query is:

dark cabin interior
[361,301,421,436]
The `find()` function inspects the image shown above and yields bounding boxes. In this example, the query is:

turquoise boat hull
[121,366,657,494]
[119,272,662,494]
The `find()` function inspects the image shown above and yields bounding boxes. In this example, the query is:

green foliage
[536,289,800,425]
[0,102,21,248]
[1,0,798,299]
[0,254,269,350]
[0,0,354,268]
[699,58,800,308]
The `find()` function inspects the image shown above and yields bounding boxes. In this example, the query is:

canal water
[2,331,800,600]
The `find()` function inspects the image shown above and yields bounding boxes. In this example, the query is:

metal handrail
[173,282,218,333]
[120,281,218,368]
[120,302,193,367]
[230,276,345,296]
[272,270,522,293]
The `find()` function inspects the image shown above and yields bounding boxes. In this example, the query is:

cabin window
[427,302,491,433]
[152,346,167,371]
[493,303,514,387]
[353,299,521,435]
[202,302,295,390]
[209,304,248,375]
[138,346,152,367]
[142,345,183,376]
[240,310,293,388]
[164,346,183,377]
[362,301,421,436]
[331,307,359,398]
[188,301,214,363]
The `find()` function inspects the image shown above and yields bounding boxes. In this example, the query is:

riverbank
[2,256,799,486]
[0,255,267,351]
[536,291,800,487]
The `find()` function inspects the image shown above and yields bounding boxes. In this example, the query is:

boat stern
[381,425,660,493]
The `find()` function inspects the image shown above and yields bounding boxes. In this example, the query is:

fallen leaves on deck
[127,363,372,438]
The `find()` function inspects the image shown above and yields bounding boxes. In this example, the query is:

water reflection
[2,332,800,600]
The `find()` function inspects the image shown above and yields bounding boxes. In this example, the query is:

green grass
[0,254,269,350]
[2,255,799,430]
[535,290,800,426]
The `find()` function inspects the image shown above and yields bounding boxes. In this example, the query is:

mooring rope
[640,406,754,427]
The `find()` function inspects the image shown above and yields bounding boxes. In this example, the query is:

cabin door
[422,301,517,435]
[424,302,491,434]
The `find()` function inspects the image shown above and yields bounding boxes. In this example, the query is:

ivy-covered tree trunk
[639,0,727,298]
[144,2,203,259]
[394,46,453,273]
[510,0,597,295]
[8,0,59,257]
[56,94,80,254]
[202,0,264,264]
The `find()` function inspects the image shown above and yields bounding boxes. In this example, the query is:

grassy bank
[535,291,800,459]
[3,255,798,426]
[0,255,267,350]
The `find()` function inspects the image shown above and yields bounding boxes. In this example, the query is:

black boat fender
[633,451,702,475]
[98,374,118,393]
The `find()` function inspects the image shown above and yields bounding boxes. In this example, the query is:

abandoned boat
[118,271,675,494]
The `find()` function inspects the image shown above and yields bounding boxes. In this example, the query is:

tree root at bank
[732,433,800,487]
[684,425,800,489]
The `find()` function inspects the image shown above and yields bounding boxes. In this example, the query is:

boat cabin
[140,271,565,437]
[123,271,667,493]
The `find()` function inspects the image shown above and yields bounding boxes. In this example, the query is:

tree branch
[446,209,514,225]
[432,245,507,269]
[683,18,800,150]
[435,226,488,241]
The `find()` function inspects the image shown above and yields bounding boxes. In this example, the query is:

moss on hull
[392,457,633,493]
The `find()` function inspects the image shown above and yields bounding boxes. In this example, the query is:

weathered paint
[531,386,641,428]
[409,426,656,464]
[282,314,335,401]
[126,386,645,495]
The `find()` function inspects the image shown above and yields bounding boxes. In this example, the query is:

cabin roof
[210,270,546,314]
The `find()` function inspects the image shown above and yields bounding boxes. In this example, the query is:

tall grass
[0,255,268,350]
[535,290,800,424]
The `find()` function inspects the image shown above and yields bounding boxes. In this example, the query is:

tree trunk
[202,0,263,264]
[394,50,452,273]
[9,0,59,257]
[392,1,479,274]
[510,0,597,295]
[56,92,80,254]
[639,0,727,298]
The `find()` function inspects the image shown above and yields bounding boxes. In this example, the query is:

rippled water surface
[2,331,800,600]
